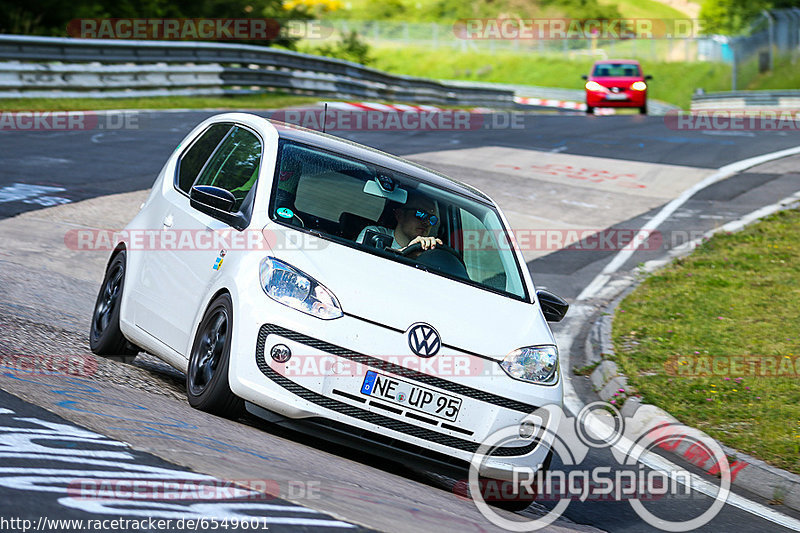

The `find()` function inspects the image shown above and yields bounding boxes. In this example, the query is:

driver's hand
[407,236,443,250]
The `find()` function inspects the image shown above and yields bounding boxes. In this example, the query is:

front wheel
[585,105,594,115]
[639,105,648,115]
[187,293,243,417]
[90,250,139,363]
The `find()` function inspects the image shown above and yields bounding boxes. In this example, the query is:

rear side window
[193,126,263,212]
[176,123,232,194]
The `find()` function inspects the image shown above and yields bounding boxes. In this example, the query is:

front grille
[255,324,540,456]
[257,323,539,413]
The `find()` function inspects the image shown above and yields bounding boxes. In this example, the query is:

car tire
[90,250,139,363]
[639,105,648,115]
[187,293,244,418]
[585,106,594,115]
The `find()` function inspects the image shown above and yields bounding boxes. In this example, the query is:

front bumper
[228,293,562,479]
[586,90,646,108]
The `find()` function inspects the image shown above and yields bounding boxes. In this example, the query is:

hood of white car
[270,231,555,361]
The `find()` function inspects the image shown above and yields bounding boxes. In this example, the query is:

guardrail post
[731,38,738,91]
[763,10,775,71]
[792,8,800,63]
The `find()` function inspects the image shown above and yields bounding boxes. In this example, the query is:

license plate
[605,93,629,100]
[361,370,462,422]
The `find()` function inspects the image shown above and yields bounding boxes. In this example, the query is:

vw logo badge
[407,323,441,358]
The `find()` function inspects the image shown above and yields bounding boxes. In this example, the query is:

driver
[356,192,443,252]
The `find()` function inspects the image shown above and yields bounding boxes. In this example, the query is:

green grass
[0,93,319,111]
[369,45,731,108]
[613,208,800,475]
[745,54,800,91]
[597,0,687,19]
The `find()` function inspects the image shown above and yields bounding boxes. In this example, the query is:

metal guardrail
[0,34,515,106]
[692,90,800,110]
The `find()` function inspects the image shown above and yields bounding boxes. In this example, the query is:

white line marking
[560,144,800,529]
[577,144,800,301]
[580,413,800,531]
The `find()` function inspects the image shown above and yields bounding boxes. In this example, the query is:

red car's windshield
[592,63,641,77]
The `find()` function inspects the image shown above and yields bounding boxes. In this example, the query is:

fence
[0,34,514,105]
[728,9,800,90]
[325,20,728,63]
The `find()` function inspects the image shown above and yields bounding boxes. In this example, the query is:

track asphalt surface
[1,109,800,532]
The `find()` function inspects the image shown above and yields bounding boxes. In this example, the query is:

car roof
[593,59,641,65]
[271,120,492,204]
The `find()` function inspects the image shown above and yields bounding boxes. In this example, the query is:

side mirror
[190,185,247,230]
[191,185,235,212]
[645,75,653,80]
[581,75,588,80]
[537,289,569,322]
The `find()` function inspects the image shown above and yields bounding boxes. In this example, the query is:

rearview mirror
[645,74,653,80]
[537,289,569,322]
[190,185,248,230]
[581,75,588,80]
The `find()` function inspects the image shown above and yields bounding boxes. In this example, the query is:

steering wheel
[400,242,459,259]
[400,242,468,279]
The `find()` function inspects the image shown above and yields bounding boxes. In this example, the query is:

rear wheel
[90,250,139,363]
[187,293,243,417]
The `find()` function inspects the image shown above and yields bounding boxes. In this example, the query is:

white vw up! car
[90,112,568,493]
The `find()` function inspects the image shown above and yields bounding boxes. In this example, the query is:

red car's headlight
[631,81,647,91]
[585,81,605,91]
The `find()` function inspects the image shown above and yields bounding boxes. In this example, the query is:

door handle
[162,214,174,228]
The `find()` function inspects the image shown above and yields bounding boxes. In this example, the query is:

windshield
[269,140,528,301]
[592,63,640,77]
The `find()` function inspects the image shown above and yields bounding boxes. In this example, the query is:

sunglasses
[405,208,439,226]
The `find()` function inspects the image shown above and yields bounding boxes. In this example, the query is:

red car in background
[582,60,652,115]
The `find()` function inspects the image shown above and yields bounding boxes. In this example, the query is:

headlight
[500,346,559,384]
[259,257,342,320]
[585,81,605,92]
[631,81,647,91]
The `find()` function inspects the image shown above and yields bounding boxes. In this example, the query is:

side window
[460,208,505,289]
[193,126,262,212]
[176,124,232,194]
